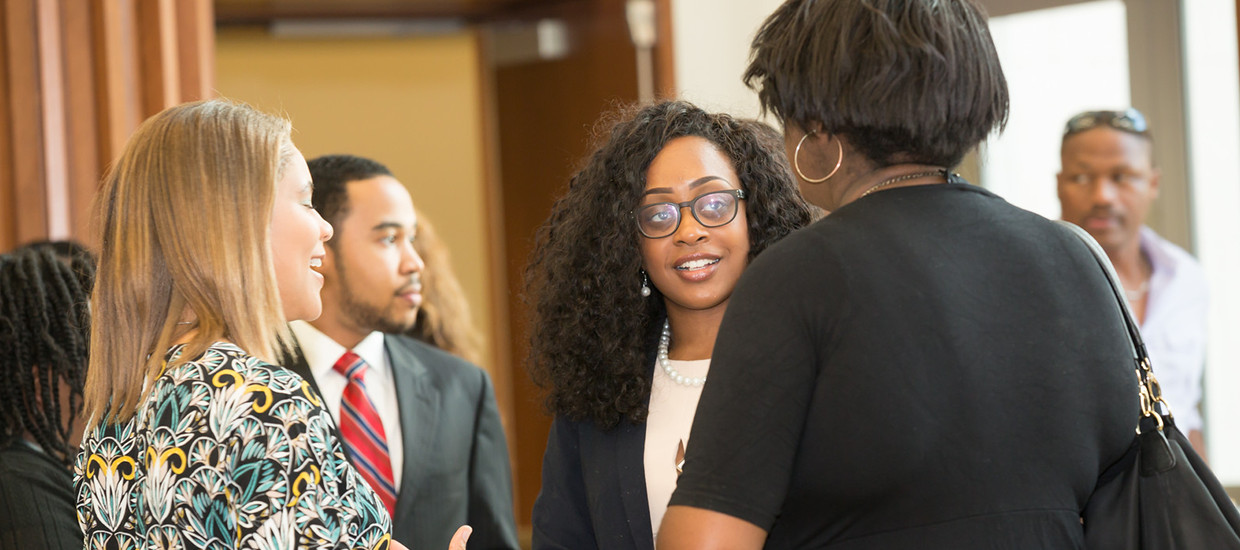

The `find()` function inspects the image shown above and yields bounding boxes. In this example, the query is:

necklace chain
[860,169,948,198]
[1124,281,1149,301]
[658,320,706,387]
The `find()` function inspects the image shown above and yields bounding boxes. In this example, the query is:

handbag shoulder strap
[1055,220,1170,421]
[1054,220,1147,360]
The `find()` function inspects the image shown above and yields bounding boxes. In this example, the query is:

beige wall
[215,27,495,371]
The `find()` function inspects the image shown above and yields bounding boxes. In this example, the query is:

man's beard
[336,265,418,335]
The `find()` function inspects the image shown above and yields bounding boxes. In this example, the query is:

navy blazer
[282,334,519,550]
[532,328,663,550]
[532,414,656,550]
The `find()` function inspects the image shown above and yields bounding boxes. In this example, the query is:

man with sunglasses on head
[1057,108,1209,455]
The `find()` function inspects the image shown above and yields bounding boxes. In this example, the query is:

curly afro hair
[525,100,818,430]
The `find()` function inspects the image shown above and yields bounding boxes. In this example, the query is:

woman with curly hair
[526,100,816,550]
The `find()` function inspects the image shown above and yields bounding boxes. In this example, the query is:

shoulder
[152,343,325,432]
[170,342,309,394]
[0,443,69,484]
[385,334,491,388]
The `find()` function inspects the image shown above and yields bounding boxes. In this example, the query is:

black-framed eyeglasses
[634,189,747,239]
[1064,108,1149,137]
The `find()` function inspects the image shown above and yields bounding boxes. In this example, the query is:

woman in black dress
[659,1,1138,548]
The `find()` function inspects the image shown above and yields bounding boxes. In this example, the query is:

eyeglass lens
[637,190,740,238]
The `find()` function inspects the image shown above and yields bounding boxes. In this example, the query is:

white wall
[670,0,783,120]
[982,1,1130,218]
[1182,0,1240,483]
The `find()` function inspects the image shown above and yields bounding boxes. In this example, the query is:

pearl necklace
[658,320,707,387]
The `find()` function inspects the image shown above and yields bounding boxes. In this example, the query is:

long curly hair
[525,100,818,430]
[0,245,95,466]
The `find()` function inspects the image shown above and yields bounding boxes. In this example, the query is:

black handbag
[1060,221,1240,549]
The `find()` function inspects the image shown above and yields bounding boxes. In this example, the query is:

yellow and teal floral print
[74,342,392,550]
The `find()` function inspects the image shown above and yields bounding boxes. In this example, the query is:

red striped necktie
[333,350,397,516]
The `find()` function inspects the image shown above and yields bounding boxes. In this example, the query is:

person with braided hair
[0,244,94,550]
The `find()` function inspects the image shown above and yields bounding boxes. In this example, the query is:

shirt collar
[1140,226,1179,289]
[288,321,390,382]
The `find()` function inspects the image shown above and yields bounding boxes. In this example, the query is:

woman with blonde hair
[72,99,465,549]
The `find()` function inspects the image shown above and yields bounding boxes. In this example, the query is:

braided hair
[0,244,94,466]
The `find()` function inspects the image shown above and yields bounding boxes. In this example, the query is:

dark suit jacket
[283,333,519,550]
[531,333,663,550]
[531,415,655,550]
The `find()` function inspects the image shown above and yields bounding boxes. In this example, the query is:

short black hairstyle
[0,247,94,466]
[306,154,395,232]
[745,0,1010,169]
[525,100,818,429]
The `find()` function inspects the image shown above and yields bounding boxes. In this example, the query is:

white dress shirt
[289,320,405,488]
[1139,226,1209,433]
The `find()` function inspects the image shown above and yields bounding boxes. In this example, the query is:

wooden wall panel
[61,0,100,240]
[654,0,675,98]
[137,0,180,119]
[0,2,17,248]
[0,0,214,252]
[176,0,215,101]
[4,0,51,247]
[94,0,143,165]
[34,0,69,239]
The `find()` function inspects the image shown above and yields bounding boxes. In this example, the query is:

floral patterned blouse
[74,342,392,549]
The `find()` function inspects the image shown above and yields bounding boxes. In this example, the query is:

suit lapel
[386,337,441,525]
[615,419,656,549]
[619,330,661,549]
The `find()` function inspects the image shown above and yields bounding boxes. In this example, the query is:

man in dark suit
[284,154,518,550]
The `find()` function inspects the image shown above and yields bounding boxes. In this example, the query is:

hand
[449,525,472,550]
[387,525,470,550]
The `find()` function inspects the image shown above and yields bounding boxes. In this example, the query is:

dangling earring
[793,131,843,184]
[640,270,652,297]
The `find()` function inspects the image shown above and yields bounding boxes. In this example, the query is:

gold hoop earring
[793,132,843,184]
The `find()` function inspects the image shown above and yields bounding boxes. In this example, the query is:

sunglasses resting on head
[1063,108,1149,137]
